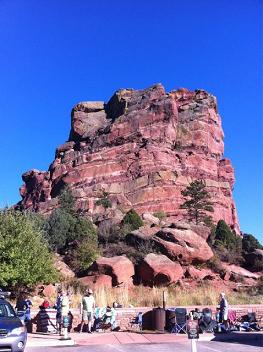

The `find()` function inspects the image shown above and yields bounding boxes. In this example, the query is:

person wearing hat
[80,288,95,333]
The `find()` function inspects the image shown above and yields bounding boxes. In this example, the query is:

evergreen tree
[242,234,263,253]
[213,220,243,264]
[180,180,214,225]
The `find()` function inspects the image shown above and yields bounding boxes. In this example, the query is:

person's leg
[88,313,92,333]
[80,311,88,332]
[80,319,88,332]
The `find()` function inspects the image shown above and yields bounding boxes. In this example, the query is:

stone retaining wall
[31,304,263,331]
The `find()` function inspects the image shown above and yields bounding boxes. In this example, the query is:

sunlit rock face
[17,84,239,233]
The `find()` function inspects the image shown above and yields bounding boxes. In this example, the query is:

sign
[63,316,69,328]
[187,320,199,339]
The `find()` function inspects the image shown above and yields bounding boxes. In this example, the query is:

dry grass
[58,282,263,308]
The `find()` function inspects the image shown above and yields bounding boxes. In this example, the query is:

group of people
[14,289,230,334]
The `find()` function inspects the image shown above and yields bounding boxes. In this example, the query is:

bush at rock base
[122,209,143,231]
[153,211,166,220]
[210,220,243,265]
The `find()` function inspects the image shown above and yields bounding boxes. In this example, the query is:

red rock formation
[88,256,135,287]
[17,84,239,233]
[138,253,183,286]
[129,224,214,264]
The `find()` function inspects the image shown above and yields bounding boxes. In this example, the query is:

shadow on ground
[212,332,263,347]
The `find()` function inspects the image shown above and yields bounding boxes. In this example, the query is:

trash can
[153,308,166,331]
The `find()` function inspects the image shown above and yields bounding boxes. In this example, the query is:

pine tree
[180,180,214,225]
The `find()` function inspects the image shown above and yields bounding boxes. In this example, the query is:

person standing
[15,293,32,326]
[60,291,70,336]
[55,291,63,333]
[219,292,229,331]
[80,289,95,333]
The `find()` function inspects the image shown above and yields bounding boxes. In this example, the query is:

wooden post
[162,291,166,310]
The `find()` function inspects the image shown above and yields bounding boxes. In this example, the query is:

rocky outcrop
[53,254,75,279]
[222,263,260,280]
[128,223,214,264]
[88,256,135,286]
[17,84,239,233]
[185,266,216,280]
[138,253,183,286]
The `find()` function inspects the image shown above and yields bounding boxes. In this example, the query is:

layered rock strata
[18,84,239,232]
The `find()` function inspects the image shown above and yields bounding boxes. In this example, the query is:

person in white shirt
[80,288,95,333]
[219,292,229,330]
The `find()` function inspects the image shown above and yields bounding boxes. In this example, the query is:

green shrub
[242,234,263,253]
[122,209,143,231]
[153,211,166,220]
[101,242,143,264]
[96,198,112,209]
[212,220,243,265]
[0,210,58,290]
[98,222,123,244]
[214,220,237,250]
[67,239,99,273]
[46,188,97,253]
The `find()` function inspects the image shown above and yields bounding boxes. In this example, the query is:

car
[0,296,27,352]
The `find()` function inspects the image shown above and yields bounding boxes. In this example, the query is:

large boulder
[69,101,109,141]
[138,253,183,286]
[53,254,75,279]
[128,225,213,264]
[185,266,217,280]
[153,228,214,264]
[89,256,135,286]
[166,222,211,240]
[222,263,260,280]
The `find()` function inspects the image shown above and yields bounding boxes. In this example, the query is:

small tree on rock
[180,179,214,225]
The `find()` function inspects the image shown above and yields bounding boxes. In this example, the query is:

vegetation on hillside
[46,188,99,273]
[122,208,143,231]
[180,180,214,225]
[208,219,263,271]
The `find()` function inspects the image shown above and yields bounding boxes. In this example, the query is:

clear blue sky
[0,0,262,241]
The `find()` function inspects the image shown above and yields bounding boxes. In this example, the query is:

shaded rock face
[78,274,112,289]
[138,253,183,286]
[88,256,135,287]
[17,84,239,233]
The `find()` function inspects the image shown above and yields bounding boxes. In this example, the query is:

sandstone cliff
[18,84,239,233]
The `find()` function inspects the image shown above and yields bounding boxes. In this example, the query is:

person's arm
[80,298,83,315]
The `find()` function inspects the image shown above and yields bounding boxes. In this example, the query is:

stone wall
[30,304,263,332]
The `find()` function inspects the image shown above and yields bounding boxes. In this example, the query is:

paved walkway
[26,331,263,348]
[27,331,207,347]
